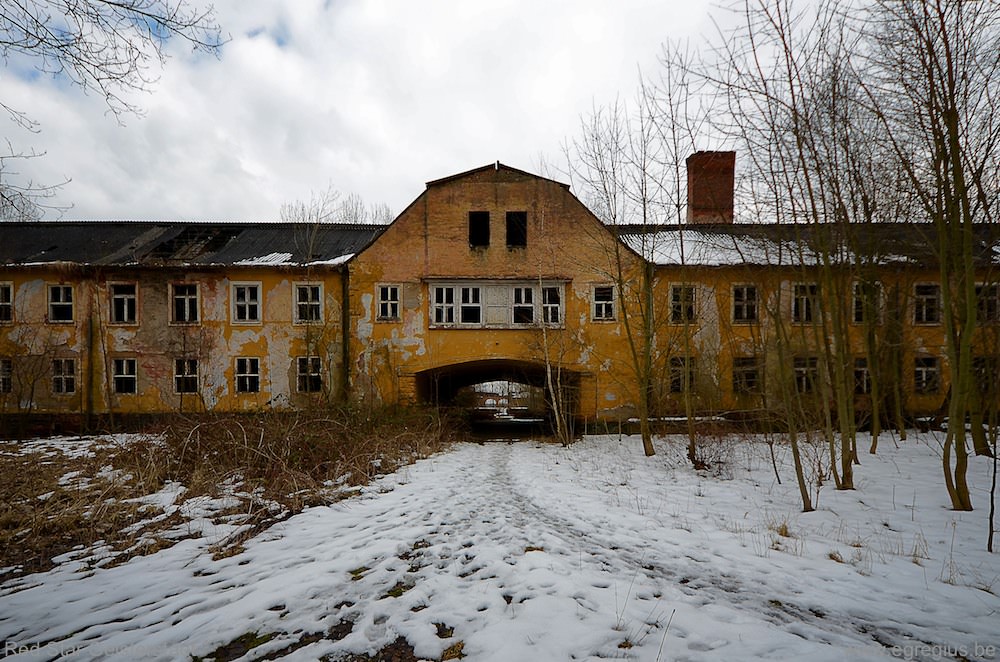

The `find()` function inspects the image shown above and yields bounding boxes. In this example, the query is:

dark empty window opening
[469,211,490,248]
[506,211,527,248]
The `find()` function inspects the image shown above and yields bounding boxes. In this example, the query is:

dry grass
[0,406,458,579]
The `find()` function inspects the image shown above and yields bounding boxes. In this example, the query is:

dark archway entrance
[415,359,580,437]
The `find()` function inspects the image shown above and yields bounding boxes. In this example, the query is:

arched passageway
[414,359,580,436]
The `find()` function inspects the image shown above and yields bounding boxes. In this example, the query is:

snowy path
[1,435,998,661]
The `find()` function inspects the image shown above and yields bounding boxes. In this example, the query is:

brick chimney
[686,151,735,224]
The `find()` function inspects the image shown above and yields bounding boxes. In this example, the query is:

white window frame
[113,358,137,394]
[47,284,74,323]
[592,285,616,321]
[792,283,819,324]
[459,286,482,325]
[542,286,562,325]
[432,286,456,326]
[794,356,819,393]
[854,357,872,395]
[109,282,138,325]
[52,358,76,395]
[0,282,13,324]
[171,283,200,325]
[512,286,535,325]
[377,284,400,321]
[235,357,261,393]
[294,283,323,324]
[231,282,262,324]
[732,284,758,324]
[174,358,198,394]
[913,283,941,325]
[296,356,323,393]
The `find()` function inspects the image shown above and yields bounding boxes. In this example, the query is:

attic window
[469,211,490,248]
[506,211,527,248]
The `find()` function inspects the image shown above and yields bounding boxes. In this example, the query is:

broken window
[469,211,490,248]
[110,283,137,324]
[297,356,322,393]
[236,357,260,393]
[113,358,137,394]
[506,211,527,248]
[48,285,73,323]
[52,358,76,394]
[593,286,615,321]
[171,283,199,324]
[295,284,322,323]
[174,359,198,394]
[377,285,400,321]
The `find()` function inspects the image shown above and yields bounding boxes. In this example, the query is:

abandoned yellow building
[1,154,998,429]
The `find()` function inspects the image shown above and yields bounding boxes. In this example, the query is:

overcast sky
[2,0,716,221]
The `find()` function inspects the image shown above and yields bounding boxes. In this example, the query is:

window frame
[52,358,76,395]
[853,357,872,395]
[47,284,74,324]
[670,284,697,324]
[512,286,535,325]
[913,283,941,325]
[732,356,762,395]
[109,282,138,325]
[231,281,262,325]
[852,280,883,325]
[669,356,695,393]
[791,283,819,324]
[432,285,456,326]
[542,286,561,325]
[170,283,200,325]
[975,283,1000,324]
[914,356,941,394]
[294,283,323,324]
[592,285,616,321]
[0,282,13,324]
[793,356,819,393]
[377,284,401,321]
[112,358,137,395]
[296,356,323,393]
[459,286,482,325]
[235,357,261,393]
[732,284,758,324]
[174,358,199,394]
[0,357,11,394]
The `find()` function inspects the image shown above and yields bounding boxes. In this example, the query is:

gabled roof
[425,162,570,191]
[614,222,1000,268]
[0,221,386,267]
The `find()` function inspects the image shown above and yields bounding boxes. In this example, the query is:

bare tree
[0,0,224,217]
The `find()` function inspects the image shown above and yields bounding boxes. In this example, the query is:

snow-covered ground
[1,432,998,661]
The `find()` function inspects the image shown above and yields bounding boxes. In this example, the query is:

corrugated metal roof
[613,222,1000,267]
[0,222,386,267]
